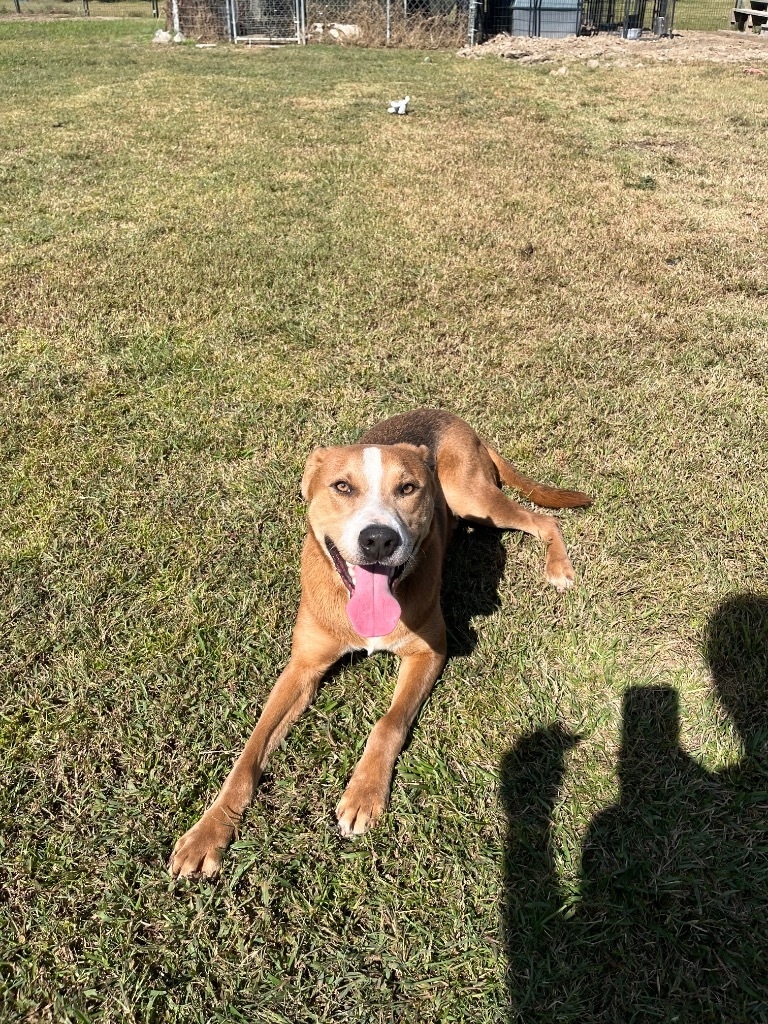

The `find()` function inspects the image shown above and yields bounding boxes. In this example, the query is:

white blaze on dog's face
[301,443,436,637]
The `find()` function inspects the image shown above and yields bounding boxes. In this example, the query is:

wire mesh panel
[616,0,673,31]
[580,0,617,27]
[173,0,229,37]
[2,0,156,16]
[226,0,301,39]
[673,0,733,28]
[306,0,467,45]
[477,0,701,35]
[480,0,582,36]
[171,0,303,38]
[474,0,751,36]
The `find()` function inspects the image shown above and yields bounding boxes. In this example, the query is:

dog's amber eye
[399,483,417,496]
[332,481,353,494]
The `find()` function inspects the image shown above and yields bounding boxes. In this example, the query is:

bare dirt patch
[459,29,768,67]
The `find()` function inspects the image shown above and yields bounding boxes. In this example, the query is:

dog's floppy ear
[300,448,327,501]
[394,442,436,474]
[415,444,435,473]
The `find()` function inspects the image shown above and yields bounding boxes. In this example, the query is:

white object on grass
[387,95,410,115]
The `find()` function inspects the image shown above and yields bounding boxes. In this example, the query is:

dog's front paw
[336,779,387,837]
[169,813,234,880]
[545,555,575,592]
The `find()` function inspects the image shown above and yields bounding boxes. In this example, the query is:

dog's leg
[446,482,577,592]
[336,624,446,837]
[170,615,345,880]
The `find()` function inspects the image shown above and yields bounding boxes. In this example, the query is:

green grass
[674,0,734,31]
[1,19,768,1023]
[0,0,153,16]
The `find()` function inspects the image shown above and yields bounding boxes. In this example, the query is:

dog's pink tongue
[347,564,401,638]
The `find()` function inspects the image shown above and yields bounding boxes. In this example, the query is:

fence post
[226,0,237,41]
[386,0,391,39]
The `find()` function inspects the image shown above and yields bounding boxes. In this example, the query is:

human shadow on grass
[501,593,768,1024]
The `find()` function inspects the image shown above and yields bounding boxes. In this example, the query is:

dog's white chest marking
[364,636,406,655]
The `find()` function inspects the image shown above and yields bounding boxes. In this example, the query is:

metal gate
[225,0,306,41]
[471,0,674,36]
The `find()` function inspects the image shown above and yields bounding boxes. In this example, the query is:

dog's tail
[485,445,593,509]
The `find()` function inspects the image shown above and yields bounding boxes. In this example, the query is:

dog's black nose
[358,525,401,561]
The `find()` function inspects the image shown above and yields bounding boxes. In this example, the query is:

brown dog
[170,409,591,879]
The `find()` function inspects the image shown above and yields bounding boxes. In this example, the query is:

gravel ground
[458,29,768,66]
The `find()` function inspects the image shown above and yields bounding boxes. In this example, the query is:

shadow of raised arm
[499,724,579,1022]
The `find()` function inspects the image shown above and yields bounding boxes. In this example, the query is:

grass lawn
[1,19,767,1023]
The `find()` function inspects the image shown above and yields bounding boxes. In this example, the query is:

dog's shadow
[441,523,508,658]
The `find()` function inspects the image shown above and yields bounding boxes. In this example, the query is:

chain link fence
[308,0,468,44]
[166,0,467,43]
[0,0,157,15]
[0,0,754,58]
[674,0,736,29]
